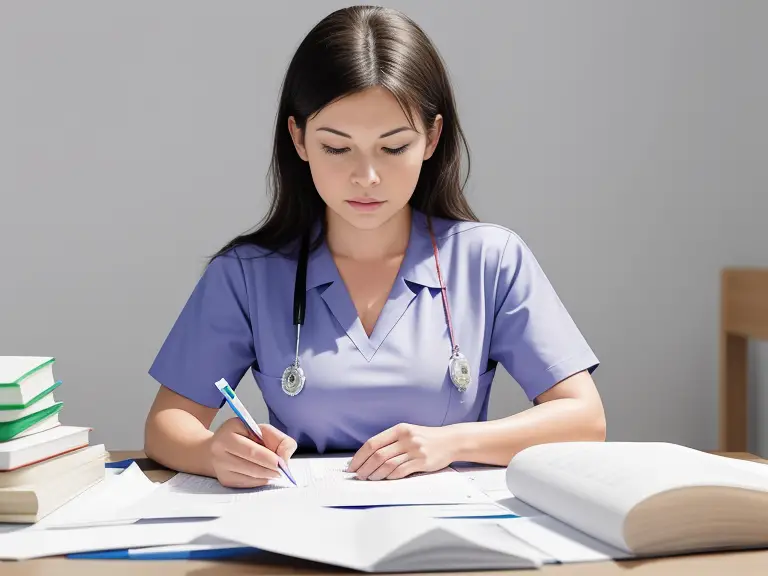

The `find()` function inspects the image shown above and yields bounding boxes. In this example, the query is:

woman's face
[289,86,442,231]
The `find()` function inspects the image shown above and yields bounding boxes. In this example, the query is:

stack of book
[0,356,106,522]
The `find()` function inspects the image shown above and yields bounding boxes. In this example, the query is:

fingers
[261,424,298,461]
[225,433,281,472]
[217,468,271,489]
[213,419,300,489]
[355,442,406,480]
[221,451,282,482]
[367,453,410,481]
[385,459,421,480]
[348,425,401,472]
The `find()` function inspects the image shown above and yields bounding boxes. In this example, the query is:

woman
[144,5,606,488]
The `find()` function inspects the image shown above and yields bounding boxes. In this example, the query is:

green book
[0,382,62,422]
[0,403,63,443]
[0,357,57,408]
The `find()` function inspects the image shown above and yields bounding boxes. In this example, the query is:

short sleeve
[489,232,599,402]
[148,250,256,408]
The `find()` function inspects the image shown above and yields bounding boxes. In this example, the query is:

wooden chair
[720,268,768,451]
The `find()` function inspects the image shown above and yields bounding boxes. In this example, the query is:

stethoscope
[280,217,471,396]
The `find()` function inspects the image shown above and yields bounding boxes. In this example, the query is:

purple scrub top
[149,210,598,453]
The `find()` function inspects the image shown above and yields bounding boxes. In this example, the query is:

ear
[288,116,309,162]
[423,114,443,161]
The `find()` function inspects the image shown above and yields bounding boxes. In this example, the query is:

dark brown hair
[212,5,476,260]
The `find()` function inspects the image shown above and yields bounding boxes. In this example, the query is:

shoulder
[208,242,296,269]
[202,243,298,294]
[429,215,531,269]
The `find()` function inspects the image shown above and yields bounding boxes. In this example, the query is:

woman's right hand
[208,417,298,488]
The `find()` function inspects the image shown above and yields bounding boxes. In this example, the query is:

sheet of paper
[205,503,441,571]
[450,464,510,494]
[0,463,159,533]
[491,495,545,518]
[117,456,492,521]
[0,519,218,560]
[497,516,631,563]
[36,462,159,528]
[392,502,517,519]
[205,502,544,572]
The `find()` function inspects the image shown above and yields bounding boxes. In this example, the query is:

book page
[505,442,768,551]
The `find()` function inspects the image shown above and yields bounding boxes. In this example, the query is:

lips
[346,198,385,212]
[347,197,382,204]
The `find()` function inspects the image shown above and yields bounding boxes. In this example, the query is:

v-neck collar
[304,209,443,362]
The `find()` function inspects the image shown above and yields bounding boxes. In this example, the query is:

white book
[0,425,91,471]
[0,456,106,522]
[0,357,56,406]
[208,504,546,572]
[0,444,105,489]
[503,441,768,558]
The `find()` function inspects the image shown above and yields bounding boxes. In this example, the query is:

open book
[504,441,768,557]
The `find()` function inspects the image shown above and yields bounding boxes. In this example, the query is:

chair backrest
[720,268,768,451]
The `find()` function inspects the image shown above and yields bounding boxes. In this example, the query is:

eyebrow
[315,126,412,138]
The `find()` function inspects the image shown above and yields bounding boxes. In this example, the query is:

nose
[350,162,380,188]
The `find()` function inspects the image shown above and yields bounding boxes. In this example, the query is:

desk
[5,451,768,575]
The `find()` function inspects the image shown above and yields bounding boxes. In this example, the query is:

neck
[326,206,412,261]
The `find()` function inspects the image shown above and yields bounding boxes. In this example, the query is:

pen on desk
[214,378,297,486]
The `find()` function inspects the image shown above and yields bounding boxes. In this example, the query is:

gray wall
[2,1,767,453]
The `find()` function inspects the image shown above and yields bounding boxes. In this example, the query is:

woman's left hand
[347,423,456,480]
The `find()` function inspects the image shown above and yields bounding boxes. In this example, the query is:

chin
[345,213,389,231]
[331,203,395,230]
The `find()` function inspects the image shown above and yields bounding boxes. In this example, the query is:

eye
[322,144,349,155]
[383,144,410,156]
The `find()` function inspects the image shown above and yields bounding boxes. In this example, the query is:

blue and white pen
[214,378,297,486]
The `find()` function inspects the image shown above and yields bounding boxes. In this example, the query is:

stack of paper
[0,356,106,523]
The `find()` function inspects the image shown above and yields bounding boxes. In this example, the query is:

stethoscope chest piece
[449,347,471,392]
[281,361,305,396]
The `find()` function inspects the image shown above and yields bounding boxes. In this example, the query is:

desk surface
[5,451,768,575]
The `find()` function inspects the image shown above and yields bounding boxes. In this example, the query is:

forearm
[144,408,216,477]
[447,397,606,467]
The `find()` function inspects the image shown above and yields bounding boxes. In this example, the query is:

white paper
[0,520,217,560]
[497,516,630,563]
[392,502,516,519]
[207,502,436,570]
[492,495,547,518]
[450,464,511,493]
[119,456,491,521]
[33,463,159,528]
[206,503,542,572]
